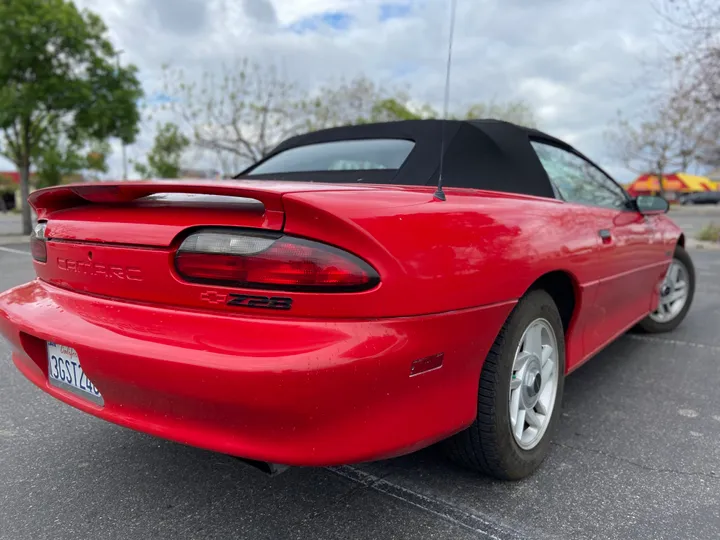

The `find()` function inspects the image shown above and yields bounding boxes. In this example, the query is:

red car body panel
[1,279,513,465]
[0,176,682,466]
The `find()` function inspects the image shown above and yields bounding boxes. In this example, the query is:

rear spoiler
[28,181,289,229]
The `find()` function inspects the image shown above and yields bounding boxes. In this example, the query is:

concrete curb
[687,238,720,250]
[669,206,720,216]
[0,235,28,246]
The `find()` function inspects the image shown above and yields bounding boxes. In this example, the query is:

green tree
[0,0,143,234]
[134,122,190,179]
[367,98,539,126]
[462,100,538,128]
[34,134,110,189]
[85,140,111,179]
[304,80,538,127]
[301,77,424,128]
[368,98,431,122]
[34,137,84,190]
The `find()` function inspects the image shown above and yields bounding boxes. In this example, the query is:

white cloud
[1,0,678,184]
[272,0,357,25]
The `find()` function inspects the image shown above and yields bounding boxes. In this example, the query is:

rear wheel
[637,245,695,333]
[443,290,565,480]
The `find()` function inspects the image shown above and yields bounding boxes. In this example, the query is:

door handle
[598,229,612,244]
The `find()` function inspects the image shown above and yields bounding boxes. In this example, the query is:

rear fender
[283,189,573,317]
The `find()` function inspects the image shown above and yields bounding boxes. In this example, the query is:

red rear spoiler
[29,180,376,226]
[28,181,308,230]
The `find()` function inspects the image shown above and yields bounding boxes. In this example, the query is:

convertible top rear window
[246,139,415,175]
[236,120,560,199]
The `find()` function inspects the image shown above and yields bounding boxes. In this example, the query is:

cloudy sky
[2,0,672,182]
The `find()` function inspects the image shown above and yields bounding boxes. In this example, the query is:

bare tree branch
[158,58,540,175]
[606,81,715,192]
[650,0,720,168]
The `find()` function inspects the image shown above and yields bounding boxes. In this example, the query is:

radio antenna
[433,0,458,202]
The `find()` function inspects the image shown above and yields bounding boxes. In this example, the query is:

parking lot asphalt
[668,205,720,239]
[1,242,720,540]
[0,213,23,237]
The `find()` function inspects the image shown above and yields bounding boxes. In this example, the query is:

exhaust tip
[234,457,290,477]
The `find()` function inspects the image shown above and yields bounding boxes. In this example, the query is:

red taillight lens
[175,230,379,292]
[30,222,47,263]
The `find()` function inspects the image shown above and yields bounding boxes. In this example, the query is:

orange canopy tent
[626,173,717,199]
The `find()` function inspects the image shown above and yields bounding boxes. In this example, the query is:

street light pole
[115,49,128,180]
[122,139,128,181]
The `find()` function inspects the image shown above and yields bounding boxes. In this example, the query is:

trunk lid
[29,180,383,317]
[28,180,547,319]
[30,180,372,245]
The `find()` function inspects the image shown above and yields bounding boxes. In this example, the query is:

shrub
[696,223,720,243]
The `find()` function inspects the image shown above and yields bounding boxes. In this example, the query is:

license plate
[47,342,103,405]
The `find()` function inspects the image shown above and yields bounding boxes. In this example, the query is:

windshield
[245,139,415,175]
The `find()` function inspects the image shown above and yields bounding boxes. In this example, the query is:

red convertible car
[0,120,694,480]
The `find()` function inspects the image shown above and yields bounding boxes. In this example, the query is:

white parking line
[0,246,30,256]
[625,334,720,352]
[328,465,524,540]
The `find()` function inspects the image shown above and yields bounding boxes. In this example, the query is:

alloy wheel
[649,259,689,323]
[509,318,559,451]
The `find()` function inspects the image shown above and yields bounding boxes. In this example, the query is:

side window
[531,141,628,210]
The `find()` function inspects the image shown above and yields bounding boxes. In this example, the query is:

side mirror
[634,195,669,215]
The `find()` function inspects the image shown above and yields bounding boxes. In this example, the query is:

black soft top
[239,119,585,199]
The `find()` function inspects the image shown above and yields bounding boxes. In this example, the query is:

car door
[577,161,672,325]
[530,141,662,356]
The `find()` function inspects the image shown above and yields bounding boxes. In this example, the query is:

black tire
[443,289,565,480]
[636,245,695,333]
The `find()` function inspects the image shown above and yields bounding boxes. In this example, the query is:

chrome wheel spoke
[524,426,539,442]
[541,357,554,382]
[541,344,553,365]
[525,408,542,428]
[509,387,521,420]
[524,324,543,356]
[513,351,531,372]
[514,408,526,439]
[536,392,551,415]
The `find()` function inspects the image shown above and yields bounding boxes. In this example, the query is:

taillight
[30,222,47,263]
[175,229,379,292]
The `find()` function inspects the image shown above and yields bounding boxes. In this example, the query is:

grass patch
[696,222,720,243]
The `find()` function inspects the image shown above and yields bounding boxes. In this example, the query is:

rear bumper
[0,280,514,466]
